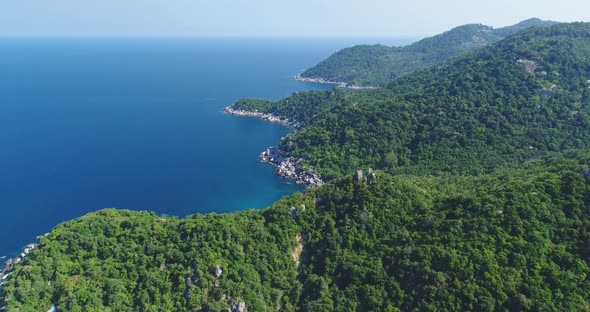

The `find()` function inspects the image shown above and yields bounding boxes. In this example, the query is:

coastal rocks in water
[259,146,324,187]
[293,75,377,90]
[1,242,39,283]
[224,103,325,187]
[223,106,300,129]
[1,259,15,280]
[229,301,247,312]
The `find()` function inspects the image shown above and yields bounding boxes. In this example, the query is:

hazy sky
[1,0,588,37]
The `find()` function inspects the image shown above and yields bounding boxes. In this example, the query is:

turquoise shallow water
[0,37,416,259]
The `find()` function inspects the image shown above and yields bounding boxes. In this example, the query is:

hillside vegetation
[300,18,557,87]
[237,23,590,179]
[2,151,590,311]
[2,22,590,312]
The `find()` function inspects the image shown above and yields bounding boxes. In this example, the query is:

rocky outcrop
[516,59,540,73]
[354,168,377,185]
[1,238,44,287]
[292,234,306,268]
[260,146,324,187]
[225,103,325,187]
[293,75,377,90]
[215,265,223,279]
[229,301,247,312]
[223,106,300,129]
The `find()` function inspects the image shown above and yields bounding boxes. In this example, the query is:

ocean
[0,37,416,260]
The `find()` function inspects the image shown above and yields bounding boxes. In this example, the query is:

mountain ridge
[299,18,559,87]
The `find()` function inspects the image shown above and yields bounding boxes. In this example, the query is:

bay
[0,36,416,260]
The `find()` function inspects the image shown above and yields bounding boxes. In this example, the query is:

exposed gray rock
[581,168,590,179]
[260,146,324,187]
[517,59,540,73]
[1,241,39,282]
[215,265,223,279]
[354,169,377,184]
[293,75,377,90]
[226,104,325,187]
[229,301,247,312]
[224,106,299,129]
[1,259,14,278]
[354,170,365,182]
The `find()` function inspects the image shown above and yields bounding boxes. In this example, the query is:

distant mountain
[299,18,559,87]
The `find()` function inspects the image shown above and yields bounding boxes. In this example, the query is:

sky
[0,0,588,37]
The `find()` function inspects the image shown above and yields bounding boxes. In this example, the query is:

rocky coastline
[0,233,48,292]
[223,106,300,129]
[259,146,324,187]
[224,104,324,187]
[293,75,377,90]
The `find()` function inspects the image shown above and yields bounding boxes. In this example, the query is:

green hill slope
[299,18,558,87]
[235,22,590,179]
[2,151,589,311]
[3,22,590,312]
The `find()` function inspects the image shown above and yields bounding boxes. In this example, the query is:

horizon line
[0,34,426,40]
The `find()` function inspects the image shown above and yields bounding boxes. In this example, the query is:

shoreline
[293,75,378,90]
[1,234,48,287]
[259,146,324,187]
[223,106,300,129]
[223,105,324,187]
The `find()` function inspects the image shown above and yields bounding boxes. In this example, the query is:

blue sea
[0,37,416,260]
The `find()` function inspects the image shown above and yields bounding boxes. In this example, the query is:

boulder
[215,265,223,279]
[229,301,247,312]
[354,170,365,182]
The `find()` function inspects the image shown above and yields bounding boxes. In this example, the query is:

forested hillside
[235,23,590,179]
[2,151,590,311]
[2,22,590,312]
[299,18,557,87]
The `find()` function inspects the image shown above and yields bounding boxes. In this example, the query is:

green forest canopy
[2,22,590,311]
[300,18,557,87]
[2,150,590,311]
[236,23,590,180]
